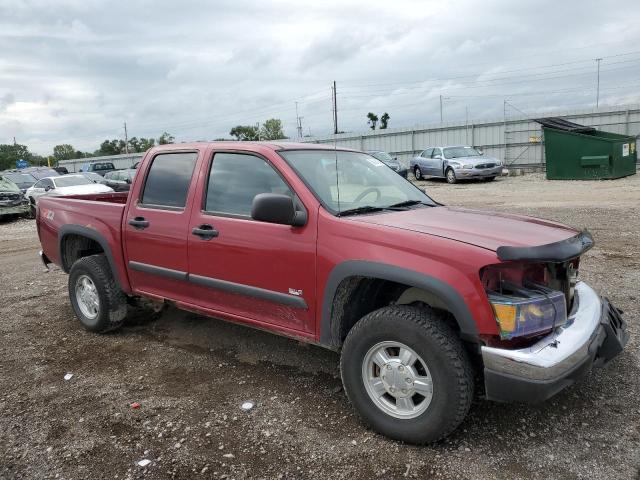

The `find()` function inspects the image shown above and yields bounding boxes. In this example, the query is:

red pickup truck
[36,142,628,444]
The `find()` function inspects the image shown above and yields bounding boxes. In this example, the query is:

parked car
[79,162,116,176]
[103,169,136,192]
[366,151,407,177]
[411,146,503,183]
[26,174,113,209]
[54,166,69,175]
[36,142,627,444]
[78,172,108,184]
[1,171,38,193]
[0,175,30,218]
[20,166,60,180]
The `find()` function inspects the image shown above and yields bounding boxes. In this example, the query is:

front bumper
[458,166,503,178]
[0,202,30,216]
[481,282,629,403]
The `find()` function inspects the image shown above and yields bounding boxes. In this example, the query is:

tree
[380,112,390,129]
[158,131,175,145]
[97,139,125,156]
[53,144,76,161]
[128,137,155,153]
[0,143,33,170]
[367,112,379,130]
[260,118,286,140]
[229,125,259,141]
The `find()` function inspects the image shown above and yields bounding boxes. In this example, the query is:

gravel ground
[1,172,639,479]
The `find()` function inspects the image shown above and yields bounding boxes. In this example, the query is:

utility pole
[465,106,469,144]
[295,102,304,140]
[256,122,261,141]
[595,58,602,108]
[332,81,338,135]
[123,122,129,154]
[13,136,16,146]
[439,95,450,123]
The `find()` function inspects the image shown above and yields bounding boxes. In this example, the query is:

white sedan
[26,174,114,205]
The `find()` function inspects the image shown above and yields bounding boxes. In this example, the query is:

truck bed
[37,191,131,291]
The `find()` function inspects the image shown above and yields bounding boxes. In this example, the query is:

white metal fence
[59,152,144,172]
[58,105,640,172]
[304,104,640,168]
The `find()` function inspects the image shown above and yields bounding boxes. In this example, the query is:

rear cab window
[140,152,198,209]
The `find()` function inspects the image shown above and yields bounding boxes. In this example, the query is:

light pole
[595,58,602,108]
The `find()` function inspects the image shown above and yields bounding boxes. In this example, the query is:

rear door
[123,150,201,301]
[186,150,317,334]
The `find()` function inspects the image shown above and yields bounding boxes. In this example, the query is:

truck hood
[349,206,579,252]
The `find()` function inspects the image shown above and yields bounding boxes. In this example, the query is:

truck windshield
[280,150,435,215]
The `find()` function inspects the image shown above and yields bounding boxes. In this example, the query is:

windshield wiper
[386,199,430,209]
[338,205,387,217]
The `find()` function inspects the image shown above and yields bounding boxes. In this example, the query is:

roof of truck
[150,141,358,152]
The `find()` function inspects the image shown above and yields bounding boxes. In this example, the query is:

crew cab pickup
[36,142,629,444]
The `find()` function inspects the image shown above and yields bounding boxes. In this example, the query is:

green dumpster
[536,117,637,180]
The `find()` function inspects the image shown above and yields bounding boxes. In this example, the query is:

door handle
[128,216,149,229]
[192,224,219,240]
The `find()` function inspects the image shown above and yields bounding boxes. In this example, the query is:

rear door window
[140,152,198,208]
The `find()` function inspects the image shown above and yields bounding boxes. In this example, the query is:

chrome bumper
[459,167,502,177]
[481,281,628,402]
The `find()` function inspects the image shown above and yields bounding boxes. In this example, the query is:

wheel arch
[58,225,125,290]
[320,261,479,349]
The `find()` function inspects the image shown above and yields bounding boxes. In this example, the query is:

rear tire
[414,166,423,181]
[445,168,457,184]
[68,254,128,333]
[340,305,473,444]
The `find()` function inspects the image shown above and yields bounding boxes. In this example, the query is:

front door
[187,151,317,334]
[123,150,200,301]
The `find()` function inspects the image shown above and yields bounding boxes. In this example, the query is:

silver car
[410,146,503,184]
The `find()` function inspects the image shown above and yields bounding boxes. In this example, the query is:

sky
[1,0,639,155]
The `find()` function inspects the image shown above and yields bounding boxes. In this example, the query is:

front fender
[319,260,480,348]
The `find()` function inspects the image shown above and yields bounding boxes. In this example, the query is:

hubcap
[447,170,455,182]
[75,275,99,320]
[362,341,433,419]
[415,167,421,179]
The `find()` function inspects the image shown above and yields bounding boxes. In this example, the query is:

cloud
[0,0,639,154]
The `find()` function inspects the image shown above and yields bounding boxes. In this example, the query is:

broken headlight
[487,284,567,340]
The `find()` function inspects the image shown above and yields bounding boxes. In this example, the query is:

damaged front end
[479,230,629,403]
[0,191,30,216]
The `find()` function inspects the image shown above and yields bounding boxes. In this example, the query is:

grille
[475,163,496,169]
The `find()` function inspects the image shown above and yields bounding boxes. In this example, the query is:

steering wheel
[353,187,381,204]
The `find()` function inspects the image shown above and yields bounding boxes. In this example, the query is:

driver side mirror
[251,193,306,227]
[126,178,132,184]
[44,185,53,192]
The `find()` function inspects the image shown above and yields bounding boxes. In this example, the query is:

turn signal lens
[488,286,567,340]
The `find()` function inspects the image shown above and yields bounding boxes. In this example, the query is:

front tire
[414,166,423,181]
[445,168,457,184]
[68,254,128,333]
[340,305,473,444]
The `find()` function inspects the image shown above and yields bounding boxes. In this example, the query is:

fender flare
[58,225,124,290]
[320,260,479,347]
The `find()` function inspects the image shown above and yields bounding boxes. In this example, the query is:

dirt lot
[1,173,639,479]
